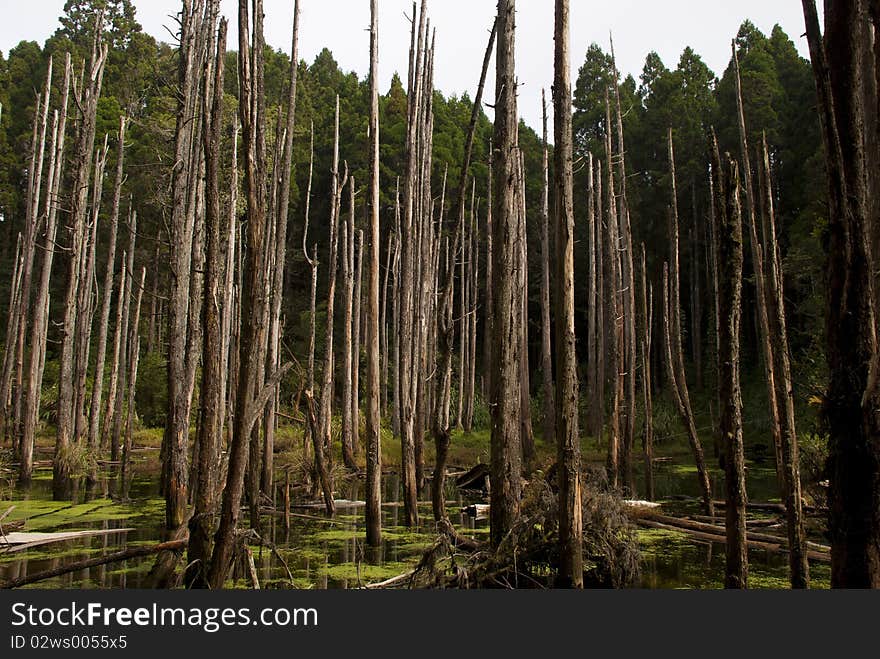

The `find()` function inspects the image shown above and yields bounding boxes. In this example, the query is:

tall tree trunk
[639,244,655,502]
[365,0,383,546]
[112,213,137,464]
[758,133,810,589]
[88,116,126,451]
[603,97,621,489]
[210,0,273,589]
[55,29,108,499]
[187,19,227,589]
[732,44,785,492]
[432,17,496,523]
[341,183,357,469]
[490,0,523,548]
[517,152,535,467]
[122,267,146,482]
[539,90,556,445]
[21,61,71,482]
[712,139,748,589]
[263,0,301,495]
[553,0,583,588]
[665,128,713,516]
[352,228,364,457]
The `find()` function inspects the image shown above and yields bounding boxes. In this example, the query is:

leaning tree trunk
[553,0,584,588]
[489,0,523,548]
[758,133,809,589]
[665,128,713,516]
[712,138,748,590]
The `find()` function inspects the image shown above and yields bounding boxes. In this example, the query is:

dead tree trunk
[712,139,748,589]
[122,267,146,481]
[55,29,108,499]
[111,212,137,464]
[758,133,809,589]
[263,0,301,494]
[209,0,273,589]
[553,0,583,588]
[665,128,713,516]
[517,152,535,468]
[352,228,364,456]
[341,182,357,469]
[539,90,556,445]
[639,244,655,502]
[432,16,496,523]
[21,60,71,483]
[490,0,523,547]
[187,18,227,589]
[365,0,383,546]
[87,116,126,451]
[732,43,785,491]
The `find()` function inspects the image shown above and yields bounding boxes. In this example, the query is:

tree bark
[489,0,523,548]
[553,0,583,588]
[365,0,383,546]
[712,139,748,589]
[639,244,655,502]
[665,128,713,516]
[341,183,357,469]
[88,116,126,451]
[539,90,556,445]
[802,0,880,587]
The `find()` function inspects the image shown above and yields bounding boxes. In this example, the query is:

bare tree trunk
[664,128,713,516]
[381,232,393,415]
[112,213,137,464]
[483,140,494,403]
[187,19,227,589]
[432,16,496,523]
[594,160,606,442]
[711,140,748,589]
[732,44,785,491]
[391,180,401,438]
[603,98,621,489]
[490,0,523,547]
[122,267,146,481]
[88,117,126,451]
[317,96,345,490]
[639,244,655,502]
[539,90,556,445]
[517,152,535,467]
[300,122,316,464]
[553,0,583,587]
[209,0,274,588]
[352,228,363,457]
[263,0,300,495]
[220,119,240,445]
[55,30,108,499]
[340,182,357,469]
[21,61,71,482]
[365,0,383,546]
[611,41,637,496]
[758,133,809,589]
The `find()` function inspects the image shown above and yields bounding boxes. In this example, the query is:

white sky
[1,1,815,131]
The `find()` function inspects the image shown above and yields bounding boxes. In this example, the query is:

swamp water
[0,445,831,589]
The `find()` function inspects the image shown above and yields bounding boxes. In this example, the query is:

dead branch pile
[402,468,640,589]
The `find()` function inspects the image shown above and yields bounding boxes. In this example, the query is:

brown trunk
[365,0,382,546]
[122,267,146,482]
[665,128,713,515]
[352,228,364,457]
[732,44,785,492]
[187,19,227,589]
[539,90,556,445]
[603,96,621,489]
[517,152,535,468]
[490,0,523,547]
[88,116,126,451]
[55,30,108,499]
[341,183,357,469]
[711,138,748,589]
[553,0,584,588]
[112,212,137,464]
[639,245,655,502]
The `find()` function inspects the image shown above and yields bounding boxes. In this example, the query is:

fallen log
[635,517,830,562]
[1,528,136,554]
[1,539,188,589]
[456,464,490,491]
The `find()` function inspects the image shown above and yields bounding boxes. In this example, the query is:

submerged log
[1,539,188,589]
